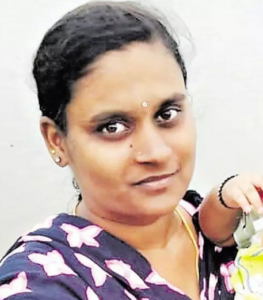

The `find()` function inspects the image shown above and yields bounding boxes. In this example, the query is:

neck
[76,201,182,251]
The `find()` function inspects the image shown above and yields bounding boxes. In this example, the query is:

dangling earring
[73,178,82,201]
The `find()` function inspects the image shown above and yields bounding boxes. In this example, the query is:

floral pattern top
[0,191,237,299]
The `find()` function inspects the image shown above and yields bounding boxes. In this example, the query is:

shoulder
[0,214,94,300]
[183,190,203,208]
[179,190,203,217]
[0,240,85,300]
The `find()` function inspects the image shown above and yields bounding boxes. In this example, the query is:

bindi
[141,101,148,108]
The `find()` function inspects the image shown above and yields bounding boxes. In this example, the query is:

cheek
[174,118,196,162]
[66,134,129,185]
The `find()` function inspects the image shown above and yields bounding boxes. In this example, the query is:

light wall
[1,0,263,255]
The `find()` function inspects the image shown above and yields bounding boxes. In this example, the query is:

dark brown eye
[100,122,128,135]
[156,108,179,123]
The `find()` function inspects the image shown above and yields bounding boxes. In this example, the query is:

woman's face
[58,41,196,223]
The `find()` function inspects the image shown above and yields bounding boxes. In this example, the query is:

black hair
[33,1,187,133]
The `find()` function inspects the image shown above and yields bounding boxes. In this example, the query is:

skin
[39,38,263,299]
[200,174,263,246]
[41,40,199,299]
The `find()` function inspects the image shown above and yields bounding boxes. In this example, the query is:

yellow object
[231,243,263,299]
[175,207,199,280]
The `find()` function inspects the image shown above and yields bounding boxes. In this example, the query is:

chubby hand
[221,174,263,214]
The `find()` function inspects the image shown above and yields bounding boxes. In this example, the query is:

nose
[134,125,172,165]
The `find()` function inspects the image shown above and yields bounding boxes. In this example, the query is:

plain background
[1,0,263,256]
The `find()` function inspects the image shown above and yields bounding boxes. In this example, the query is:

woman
[0,1,263,299]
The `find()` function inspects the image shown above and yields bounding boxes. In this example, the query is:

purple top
[0,191,237,299]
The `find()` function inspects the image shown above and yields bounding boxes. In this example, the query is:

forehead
[69,41,186,117]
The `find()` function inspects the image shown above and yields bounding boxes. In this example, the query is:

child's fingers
[232,188,252,213]
[240,184,263,213]
[250,175,263,198]
[251,174,263,189]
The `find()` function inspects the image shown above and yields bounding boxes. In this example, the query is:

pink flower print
[124,290,137,300]
[28,250,76,277]
[145,271,184,294]
[124,290,150,300]
[179,200,197,216]
[208,274,218,300]
[106,260,149,290]
[214,246,222,253]
[61,224,102,248]
[75,253,110,287]
[86,287,100,300]
[0,245,25,267]
[227,262,236,277]
[200,278,207,300]
[220,262,235,293]
[0,272,31,299]
[19,235,52,243]
[198,233,204,260]
[23,215,57,235]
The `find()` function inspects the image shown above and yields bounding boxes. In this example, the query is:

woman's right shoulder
[0,238,82,299]
[0,214,90,300]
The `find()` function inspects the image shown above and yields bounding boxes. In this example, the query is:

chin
[135,196,179,219]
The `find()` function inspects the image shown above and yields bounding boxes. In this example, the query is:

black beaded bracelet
[218,175,238,209]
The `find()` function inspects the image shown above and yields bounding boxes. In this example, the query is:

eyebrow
[158,93,186,110]
[88,92,187,124]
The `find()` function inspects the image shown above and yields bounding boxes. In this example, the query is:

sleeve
[183,190,203,209]
[0,244,136,300]
[184,191,238,273]
[0,247,85,300]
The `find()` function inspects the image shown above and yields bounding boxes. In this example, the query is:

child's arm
[199,174,263,247]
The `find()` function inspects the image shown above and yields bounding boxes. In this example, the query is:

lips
[134,172,175,185]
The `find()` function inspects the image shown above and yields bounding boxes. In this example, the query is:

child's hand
[221,174,263,214]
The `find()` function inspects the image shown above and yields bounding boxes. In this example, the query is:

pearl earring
[51,149,61,164]
[54,157,61,164]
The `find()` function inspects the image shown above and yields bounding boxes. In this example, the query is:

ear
[40,116,69,167]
